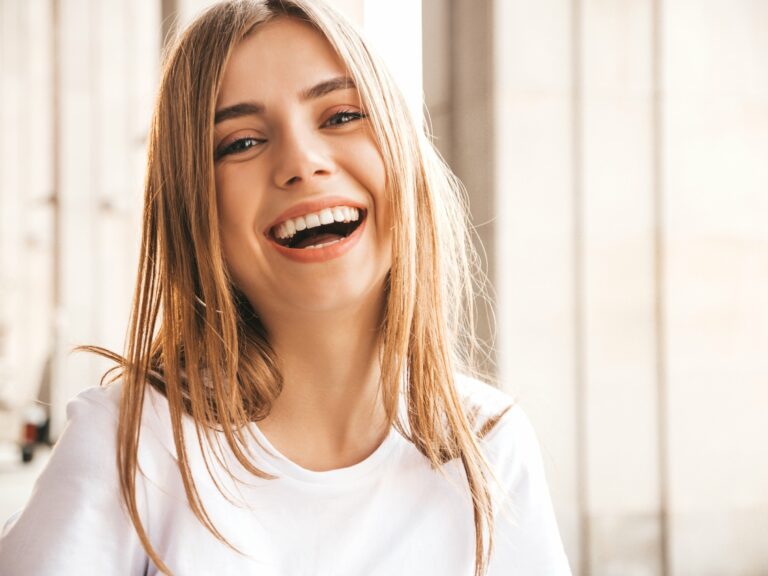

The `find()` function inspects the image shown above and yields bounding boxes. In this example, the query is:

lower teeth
[305,239,342,250]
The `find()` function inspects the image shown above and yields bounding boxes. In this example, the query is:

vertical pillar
[49,0,160,436]
[0,0,54,420]
[362,0,422,124]
[493,0,582,569]
[0,1,23,409]
[423,0,583,568]
[20,0,56,419]
[664,0,768,573]
[161,0,178,47]
[50,0,98,435]
[580,0,663,573]
[423,0,497,377]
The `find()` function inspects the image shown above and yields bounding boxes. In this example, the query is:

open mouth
[269,206,367,250]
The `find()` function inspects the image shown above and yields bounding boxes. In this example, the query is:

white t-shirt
[0,375,571,575]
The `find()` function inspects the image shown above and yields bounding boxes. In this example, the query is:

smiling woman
[213,18,391,313]
[0,1,570,575]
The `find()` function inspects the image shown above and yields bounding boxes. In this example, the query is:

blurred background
[1,0,767,574]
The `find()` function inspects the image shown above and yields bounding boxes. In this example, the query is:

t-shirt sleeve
[484,405,573,576]
[0,386,148,575]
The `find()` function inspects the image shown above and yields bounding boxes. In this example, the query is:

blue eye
[325,110,366,127]
[216,137,265,160]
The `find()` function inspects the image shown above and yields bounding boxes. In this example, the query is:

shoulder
[454,377,572,574]
[454,372,516,413]
[0,382,149,573]
[66,381,122,420]
[62,381,180,466]
[49,384,123,475]
[453,373,525,442]
[18,383,132,491]
[453,373,546,486]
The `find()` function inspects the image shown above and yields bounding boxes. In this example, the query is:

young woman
[0,1,571,574]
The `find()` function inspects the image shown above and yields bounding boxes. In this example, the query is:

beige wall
[664,1,768,573]
[492,0,584,567]
[0,0,55,421]
[580,1,662,573]
[48,0,159,435]
[424,0,768,574]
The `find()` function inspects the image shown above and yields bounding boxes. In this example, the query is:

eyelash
[215,110,367,160]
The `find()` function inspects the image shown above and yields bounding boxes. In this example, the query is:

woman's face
[213,17,392,325]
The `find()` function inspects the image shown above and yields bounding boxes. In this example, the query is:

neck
[258,293,389,455]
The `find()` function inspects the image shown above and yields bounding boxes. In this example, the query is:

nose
[272,124,334,189]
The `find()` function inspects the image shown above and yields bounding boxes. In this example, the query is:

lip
[267,212,367,263]
[263,196,368,234]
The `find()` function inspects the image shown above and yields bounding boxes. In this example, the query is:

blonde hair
[84,1,508,574]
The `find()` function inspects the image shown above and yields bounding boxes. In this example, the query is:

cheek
[215,166,260,238]
[214,172,262,290]
[365,151,392,251]
[345,137,389,225]
[361,143,387,200]
[215,171,235,230]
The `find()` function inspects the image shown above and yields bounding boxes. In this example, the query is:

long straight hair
[85,1,508,575]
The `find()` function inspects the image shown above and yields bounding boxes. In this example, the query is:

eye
[215,136,266,160]
[324,110,367,128]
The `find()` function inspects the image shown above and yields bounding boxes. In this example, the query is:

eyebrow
[214,76,357,125]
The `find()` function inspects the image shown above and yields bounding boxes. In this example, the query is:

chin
[295,278,387,316]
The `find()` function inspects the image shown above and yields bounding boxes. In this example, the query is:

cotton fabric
[0,375,571,575]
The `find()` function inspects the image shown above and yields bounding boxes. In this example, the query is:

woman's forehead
[216,17,349,109]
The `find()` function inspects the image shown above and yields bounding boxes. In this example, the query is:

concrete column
[492,0,582,569]
[0,1,25,412]
[425,1,768,575]
[424,0,582,567]
[51,0,100,435]
[362,0,422,121]
[422,0,497,377]
[580,1,663,574]
[663,0,768,573]
[0,0,54,418]
[49,0,160,436]
[19,0,56,415]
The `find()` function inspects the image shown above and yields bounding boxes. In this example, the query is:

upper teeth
[274,206,361,240]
